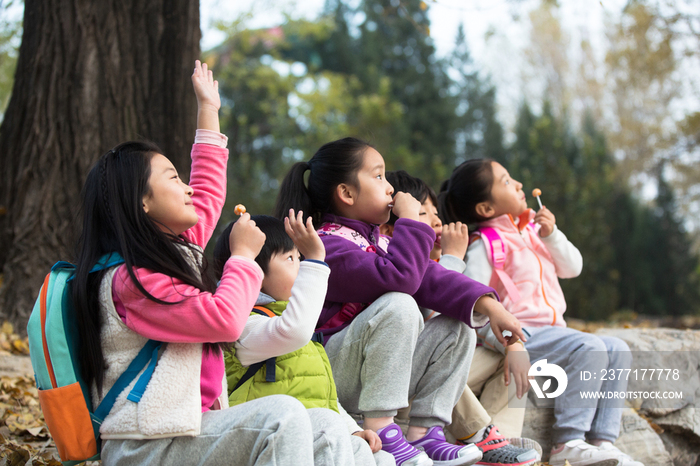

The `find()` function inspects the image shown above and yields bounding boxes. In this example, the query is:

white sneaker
[597,441,645,466]
[548,439,620,466]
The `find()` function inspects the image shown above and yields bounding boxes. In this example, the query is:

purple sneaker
[377,423,433,466]
[409,426,483,466]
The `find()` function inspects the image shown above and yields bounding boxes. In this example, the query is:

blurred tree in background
[0,0,698,329]
[0,1,22,118]
[0,0,202,329]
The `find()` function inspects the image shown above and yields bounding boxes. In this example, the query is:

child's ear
[142,196,150,214]
[475,201,495,219]
[335,183,355,207]
[379,223,394,236]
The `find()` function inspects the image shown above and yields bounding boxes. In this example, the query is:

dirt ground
[0,320,571,465]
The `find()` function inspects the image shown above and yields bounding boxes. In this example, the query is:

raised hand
[441,222,469,259]
[229,213,266,260]
[391,191,421,221]
[192,60,221,111]
[284,209,325,262]
[534,206,556,238]
[192,60,221,132]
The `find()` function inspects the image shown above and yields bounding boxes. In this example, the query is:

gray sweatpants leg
[324,292,424,419]
[408,315,475,428]
[588,336,633,443]
[102,395,316,466]
[524,326,631,445]
[307,407,358,465]
[350,435,397,466]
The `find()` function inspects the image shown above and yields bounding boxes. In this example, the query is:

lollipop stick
[536,197,543,209]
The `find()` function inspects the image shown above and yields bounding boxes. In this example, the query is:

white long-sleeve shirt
[233,260,362,434]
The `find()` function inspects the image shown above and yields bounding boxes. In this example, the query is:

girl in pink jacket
[439,159,644,466]
[70,61,358,466]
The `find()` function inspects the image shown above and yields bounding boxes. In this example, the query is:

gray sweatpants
[324,292,475,428]
[524,326,632,444]
[101,395,361,465]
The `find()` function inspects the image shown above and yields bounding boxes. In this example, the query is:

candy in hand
[531,189,543,209]
[234,204,246,216]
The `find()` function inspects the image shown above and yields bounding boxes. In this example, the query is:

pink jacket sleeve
[181,143,229,247]
[112,141,263,343]
[113,256,263,343]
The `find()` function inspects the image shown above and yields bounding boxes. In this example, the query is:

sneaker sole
[402,453,435,466]
[476,459,538,466]
[505,438,543,460]
[553,460,620,466]
[431,449,483,466]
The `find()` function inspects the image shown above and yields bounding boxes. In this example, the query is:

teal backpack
[27,252,161,465]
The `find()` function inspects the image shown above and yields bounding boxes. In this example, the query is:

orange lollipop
[531,189,543,209]
[234,204,246,216]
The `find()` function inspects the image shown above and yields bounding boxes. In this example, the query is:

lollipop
[532,189,543,209]
[234,204,247,216]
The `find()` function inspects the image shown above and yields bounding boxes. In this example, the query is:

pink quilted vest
[474,210,567,328]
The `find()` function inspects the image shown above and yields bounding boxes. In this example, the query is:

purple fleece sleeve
[322,218,435,304]
[413,260,497,328]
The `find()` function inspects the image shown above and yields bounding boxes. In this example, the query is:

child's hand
[392,192,421,221]
[229,213,266,260]
[353,429,382,453]
[504,342,531,399]
[285,209,325,262]
[474,296,527,346]
[192,60,221,133]
[192,60,221,112]
[534,206,556,238]
[440,222,469,259]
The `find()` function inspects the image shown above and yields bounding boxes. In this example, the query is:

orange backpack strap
[252,306,276,317]
[232,305,277,390]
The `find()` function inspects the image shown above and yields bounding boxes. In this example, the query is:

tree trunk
[0,0,201,331]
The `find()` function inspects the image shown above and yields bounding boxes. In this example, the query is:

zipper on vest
[516,228,557,325]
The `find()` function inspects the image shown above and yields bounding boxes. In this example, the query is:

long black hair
[72,141,217,394]
[273,137,372,226]
[213,215,295,279]
[438,158,495,225]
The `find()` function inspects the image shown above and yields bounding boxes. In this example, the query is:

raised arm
[192,60,221,132]
[183,61,229,246]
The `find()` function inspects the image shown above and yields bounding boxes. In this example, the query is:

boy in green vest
[214,212,394,466]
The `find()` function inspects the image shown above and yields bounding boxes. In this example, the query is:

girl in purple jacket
[274,137,526,466]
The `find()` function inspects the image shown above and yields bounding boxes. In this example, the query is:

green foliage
[508,103,700,318]
[0,0,22,118]
[206,0,699,318]
[207,0,489,223]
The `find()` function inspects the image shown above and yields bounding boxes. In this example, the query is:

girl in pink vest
[439,159,644,466]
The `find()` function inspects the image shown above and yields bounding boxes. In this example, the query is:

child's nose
[185,184,194,196]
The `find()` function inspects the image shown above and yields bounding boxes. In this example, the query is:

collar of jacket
[320,214,381,243]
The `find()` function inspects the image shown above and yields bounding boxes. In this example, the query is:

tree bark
[0,0,201,331]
